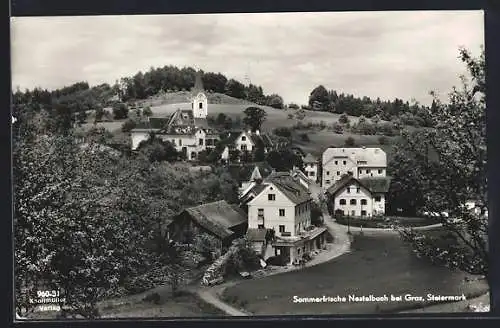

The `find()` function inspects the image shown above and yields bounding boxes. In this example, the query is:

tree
[121,119,137,132]
[310,202,324,226]
[193,233,222,262]
[243,107,267,132]
[216,113,228,127]
[94,106,105,122]
[344,137,356,147]
[142,106,153,118]
[137,137,179,163]
[266,94,284,109]
[273,127,292,139]
[308,85,330,110]
[398,47,487,276]
[112,103,129,120]
[266,149,303,172]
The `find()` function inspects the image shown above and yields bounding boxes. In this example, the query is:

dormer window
[241,136,246,141]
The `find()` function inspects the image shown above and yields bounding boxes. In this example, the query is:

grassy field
[291,129,398,158]
[222,232,488,315]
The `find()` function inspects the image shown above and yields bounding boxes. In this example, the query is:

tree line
[307,85,436,127]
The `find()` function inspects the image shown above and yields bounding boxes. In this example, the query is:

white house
[302,153,319,183]
[325,174,391,217]
[243,172,328,265]
[321,147,387,190]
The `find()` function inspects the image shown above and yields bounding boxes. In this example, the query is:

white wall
[235,132,254,152]
[131,131,150,150]
[248,184,297,237]
[357,167,386,179]
[304,163,318,182]
[333,183,374,217]
[323,158,356,188]
[192,93,208,118]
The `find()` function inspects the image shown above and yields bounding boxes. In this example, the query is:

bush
[266,255,287,266]
[121,119,137,132]
[338,113,350,124]
[378,136,388,145]
[274,127,292,139]
[112,103,129,120]
[300,133,310,142]
[287,113,294,119]
[344,136,356,147]
[332,122,344,134]
[288,103,299,109]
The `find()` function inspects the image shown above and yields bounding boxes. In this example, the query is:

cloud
[10,11,484,105]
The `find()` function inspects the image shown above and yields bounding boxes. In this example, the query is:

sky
[11,11,484,106]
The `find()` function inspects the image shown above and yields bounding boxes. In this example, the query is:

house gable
[247,183,295,208]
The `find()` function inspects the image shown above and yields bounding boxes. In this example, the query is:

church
[130,70,220,161]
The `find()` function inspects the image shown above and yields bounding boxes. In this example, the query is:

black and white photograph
[11,10,489,320]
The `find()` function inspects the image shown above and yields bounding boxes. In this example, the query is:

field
[222,232,488,315]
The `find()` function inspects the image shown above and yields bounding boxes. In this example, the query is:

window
[199,102,203,109]
[199,138,204,146]
[179,139,182,146]
[258,208,264,218]
[348,171,353,176]
[337,171,340,176]
[351,210,355,216]
[279,225,285,233]
[356,187,360,193]
[361,199,367,205]
[343,161,347,165]
[326,180,331,184]
[268,194,276,201]
[241,144,247,151]
[340,199,346,205]
[359,169,362,174]
[326,171,330,176]
[279,209,285,216]
[361,210,367,216]
[375,196,381,202]
[366,169,370,174]
[309,171,315,177]
[241,136,246,141]
[335,160,338,165]
[378,169,383,174]
[298,248,301,255]
[346,187,350,193]
[258,224,264,229]
[350,199,357,205]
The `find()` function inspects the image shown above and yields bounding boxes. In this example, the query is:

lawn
[222,232,488,315]
[291,129,398,159]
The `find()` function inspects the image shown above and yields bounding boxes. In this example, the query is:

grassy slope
[222,232,488,315]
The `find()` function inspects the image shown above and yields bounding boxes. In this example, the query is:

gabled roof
[249,133,274,149]
[219,130,244,146]
[303,153,318,164]
[266,173,312,205]
[228,162,274,183]
[172,200,247,239]
[291,168,311,185]
[326,174,391,196]
[323,147,386,167]
[240,183,267,203]
[358,177,392,193]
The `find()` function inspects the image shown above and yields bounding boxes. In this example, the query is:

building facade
[321,147,387,190]
[302,153,319,183]
[325,174,391,217]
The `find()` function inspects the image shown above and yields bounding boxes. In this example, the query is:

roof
[219,130,243,146]
[246,228,270,242]
[228,162,274,183]
[290,146,306,157]
[303,153,318,163]
[291,168,311,184]
[266,173,312,205]
[358,177,392,193]
[326,174,391,196]
[323,147,386,167]
[194,118,210,129]
[174,200,247,239]
[249,133,274,149]
[240,183,268,203]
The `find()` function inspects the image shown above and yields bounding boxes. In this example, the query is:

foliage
[142,106,153,118]
[273,127,292,139]
[243,107,267,132]
[344,137,356,147]
[310,201,324,226]
[121,119,137,132]
[137,135,179,163]
[193,233,221,262]
[378,136,388,145]
[288,103,299,110]
[266,149,304,172]
[338,113,350,124]
[300,133,310,142]
[112,103,129,120]
[395,47,487,276]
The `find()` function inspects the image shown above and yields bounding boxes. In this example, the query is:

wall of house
[357,167,386,179]
[131,131,150,150]
[332,183,374,217]
[372,193,386,215]
[294,201,311,234]
[248,185,297,237]
[322,158,357,188]
[235,132,254,152]
[304,163,318,182]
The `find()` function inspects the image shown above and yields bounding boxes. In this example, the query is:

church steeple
[193,69,204,93]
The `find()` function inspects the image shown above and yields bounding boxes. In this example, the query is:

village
[12,12,489,319]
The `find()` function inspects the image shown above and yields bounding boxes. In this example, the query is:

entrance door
[316,236,321,249]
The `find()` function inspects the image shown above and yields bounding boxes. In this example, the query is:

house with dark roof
[324,174,392,218]
[167,200,248,251]
[227,162,274,195]
[243,172,328,265]
[220,129,274,156]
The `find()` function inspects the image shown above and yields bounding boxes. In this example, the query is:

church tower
[191,70,208,119]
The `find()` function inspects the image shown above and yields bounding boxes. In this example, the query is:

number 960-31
[37,290,60,298]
